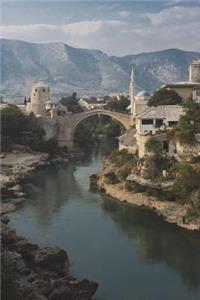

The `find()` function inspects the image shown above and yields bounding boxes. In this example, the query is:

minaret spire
[129,65,136,116]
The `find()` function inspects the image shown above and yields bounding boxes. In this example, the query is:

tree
[148,88,182,106]
[60,95,83,113]
[106,96,129,113]
[173,100,200,145]
[1,105,27,140]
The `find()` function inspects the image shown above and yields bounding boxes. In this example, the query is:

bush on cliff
[145,137,162,157]
[172,163,200,204]
[104,172,119,184]
[109,149,136,167]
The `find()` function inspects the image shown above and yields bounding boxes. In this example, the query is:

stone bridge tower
[26,82,50,116]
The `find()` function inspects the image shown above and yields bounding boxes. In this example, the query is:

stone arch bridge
[57,109,132,151]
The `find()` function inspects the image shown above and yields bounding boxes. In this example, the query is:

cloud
[118,10,130,18]
[147,6,200,26]
[1,5,200,55]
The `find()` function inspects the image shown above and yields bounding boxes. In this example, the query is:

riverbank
[1,150,50,214]
[92,172,200,232]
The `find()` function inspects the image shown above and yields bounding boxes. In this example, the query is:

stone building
[26,82,50,116]
[135,105,184,135]
[189,60,200,83]
[162,60,200,100]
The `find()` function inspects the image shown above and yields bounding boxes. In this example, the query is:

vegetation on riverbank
[96,148,200,228]
[1,104,67,157]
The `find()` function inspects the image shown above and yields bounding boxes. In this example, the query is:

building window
[43,88,45,92]
[142,119,153,125]
[168,121,177,127]
[33,93,35,96]
[35,89,37,92]
[155,119,163,128]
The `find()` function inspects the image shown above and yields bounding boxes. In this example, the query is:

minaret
[129,66,136,116]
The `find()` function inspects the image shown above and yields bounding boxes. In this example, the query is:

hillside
[1,39,200,100]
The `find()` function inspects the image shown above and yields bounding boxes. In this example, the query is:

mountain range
[1,39,200,100]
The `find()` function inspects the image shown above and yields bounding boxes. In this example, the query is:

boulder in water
[34,247,70,274]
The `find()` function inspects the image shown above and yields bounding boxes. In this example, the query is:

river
[9,141,200,300]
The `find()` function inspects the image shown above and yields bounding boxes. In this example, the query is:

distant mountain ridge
[1,39,200,100]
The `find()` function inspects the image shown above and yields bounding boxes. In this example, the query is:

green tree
[148,88,182,106]
[1,105,27,140]
[60,95,83,113]
[173,100,200,145]
[106,96,129,113]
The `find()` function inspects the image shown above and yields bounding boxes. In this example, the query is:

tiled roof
[162,82,199,88]
[137,105,184,121]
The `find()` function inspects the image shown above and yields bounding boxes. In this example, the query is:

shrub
[172,163,200,203]
[145,137,162,156]
[118,162,134,181]
[143,156,173,180]
[109,149,137,169]
[125,181,145,193]
[175,129,195,145]
[104,172,119,184]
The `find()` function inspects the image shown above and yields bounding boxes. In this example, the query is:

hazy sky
[1,1,200,55]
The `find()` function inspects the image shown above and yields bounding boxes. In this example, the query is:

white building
[135,105,184,135]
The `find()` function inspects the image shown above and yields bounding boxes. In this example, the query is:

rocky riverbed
[1,217,98,300]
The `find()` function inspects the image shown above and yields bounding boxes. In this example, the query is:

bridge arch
[71,109,131,137]
[57,109,131,151]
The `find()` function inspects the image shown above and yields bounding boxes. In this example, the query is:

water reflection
[101,196,200,290]
[24,165,82,227]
